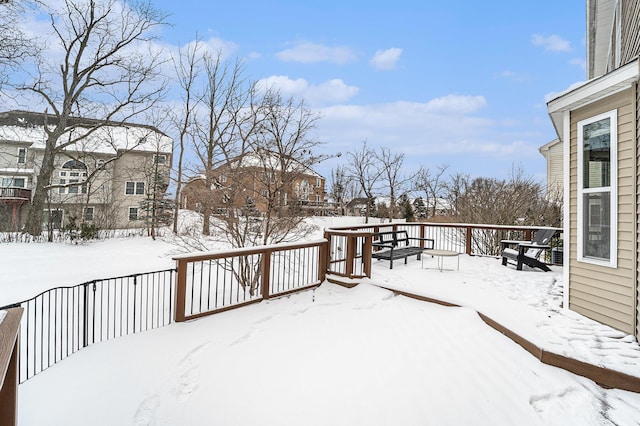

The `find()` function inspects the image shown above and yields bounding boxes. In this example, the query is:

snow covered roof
[0,110,172,155]
[233,150,323,179]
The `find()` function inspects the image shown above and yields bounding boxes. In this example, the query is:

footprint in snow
[133,394,159,426]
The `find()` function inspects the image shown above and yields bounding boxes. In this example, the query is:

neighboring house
[181,150,329,217]
[345,197,371,216]
[0,110,172,231]
[538,138,563,200]
[546,0,640,339]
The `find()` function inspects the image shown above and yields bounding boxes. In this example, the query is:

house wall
[543,140,563,199]
[111,150,172,228]
[636,81,640,338]
[569,88,637,334]
[182,167,326,215]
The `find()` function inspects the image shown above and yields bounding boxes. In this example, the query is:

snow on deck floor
[368,254,640,379]
[19,283,640,425]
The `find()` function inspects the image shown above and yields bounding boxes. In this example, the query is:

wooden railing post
[261,250,272,299]
[362,233,373,278]
[0,307,23,426]
[174,259,187,323]
[419,224,426,248]
[318,240,328,282]
[465,227,473,255]
[345,235,356,278]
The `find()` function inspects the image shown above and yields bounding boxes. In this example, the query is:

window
[220,175,227,183]
[59,161,87,194]
[84,207,94,221]
[316,177,322,188]
[125,181,145,195]
[128,207,139,221]
[17,148,26,164]
[62,159,87,170]
[44,210,63,230]
[154,154,166,165]
[1,177,25,188]
[68,179,79,194]
[577,110,617,267]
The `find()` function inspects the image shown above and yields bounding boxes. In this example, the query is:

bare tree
[15,0,168,236]
[245,92,325,246]
[443,172,469,219]
[0,0,36,89]
[169,38,203,234]
[347,140,382,223]
[191,53,261,236]
[446,167,561,255]
[414,164,449,218]
[329,165,351,215]
[375,146,413,221]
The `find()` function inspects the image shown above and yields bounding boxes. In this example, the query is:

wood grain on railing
[0,307,23,426]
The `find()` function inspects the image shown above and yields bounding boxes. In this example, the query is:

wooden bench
[372,230,434,269]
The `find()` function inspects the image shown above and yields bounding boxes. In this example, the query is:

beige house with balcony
[0,110,172,232]
[546,0,640,339]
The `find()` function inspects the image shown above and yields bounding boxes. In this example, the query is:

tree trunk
[24,144,57,236]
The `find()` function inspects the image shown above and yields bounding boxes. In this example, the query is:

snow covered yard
[15,282,640,426]
[2,218,640,425]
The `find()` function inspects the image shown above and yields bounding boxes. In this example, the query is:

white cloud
[569,58,586,72]
[531,34,572,52]
[314,98,511,157]
[369,48,402,70]
[257,76,359,105]
[423,94,487,114]
[275,41,357,64]
[498,70,529,82]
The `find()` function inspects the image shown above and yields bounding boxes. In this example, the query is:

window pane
[135,182,145,195]
[583,192,611,260]
[59,179,66,193]
[129,207,138,221]
[84,207,94,221]
[18,148,26,164]
[126,181,134,194]
[69,179,79,194]
[583,118,610,188]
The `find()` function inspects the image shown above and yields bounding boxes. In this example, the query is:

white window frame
[577,109,617,268]
[128,206,139,221]
[125,181,145,195]
[17,148,26,164]
[154,154,166,165]
[84,206,94,221]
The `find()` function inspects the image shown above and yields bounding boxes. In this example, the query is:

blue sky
[22,0,589,183]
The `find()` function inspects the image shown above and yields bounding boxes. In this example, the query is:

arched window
[59,160,87,195]
[62,159,87,170]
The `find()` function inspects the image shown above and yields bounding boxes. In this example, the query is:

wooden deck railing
[173,239,328,322]
[0,187,31,201]
[0,307,23,426]
[323,222,562,279]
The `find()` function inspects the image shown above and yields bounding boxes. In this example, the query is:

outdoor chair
[500,228,557,272]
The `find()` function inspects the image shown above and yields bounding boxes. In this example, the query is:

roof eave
[547,58,639,138]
